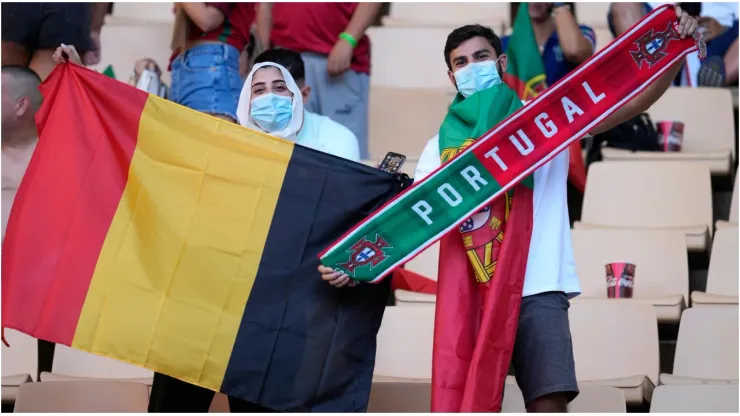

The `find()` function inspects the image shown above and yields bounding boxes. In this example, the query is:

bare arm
[255,3,273,50]
[90,2,110,33]
[610,3,647,37]
[552,5,594,64]
[343,3,383,41]
[590,7,697,135]
[181,3,226,33]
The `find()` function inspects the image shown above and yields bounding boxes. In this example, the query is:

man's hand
[318,265,357,288]
[327,39,353,76]
[52,44,83,66]
[697,16,727,42]
[675,6,699,39]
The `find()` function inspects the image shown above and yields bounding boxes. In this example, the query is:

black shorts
[510,291,580,405]
[1,3,92,53]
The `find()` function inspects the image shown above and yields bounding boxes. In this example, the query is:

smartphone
[378,152,406,174]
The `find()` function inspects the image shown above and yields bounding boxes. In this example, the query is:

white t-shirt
[415,132,581,298]
[2,140,37,241]
[296,111,360,162]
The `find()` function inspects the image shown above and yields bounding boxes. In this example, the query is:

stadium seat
[373,306,434,381]
[394,242,439,306]
[1,329,38,405]
[384,2,508,29]
[601,88,735,175]
[92,17,173,85]
[14,381,150,412]
[503,384,627,413]
[369,87,453,160]
[575,2,611,30]
[715,172,738,229]
[367,381,431,412]
[660,306,738,385]
[649,385,739,413]
[367,27,460,88]
[571,228,689,323]
[569,299,659,404]
[577,161,713,252]
[691,227,739,306]
[46,344,153,382]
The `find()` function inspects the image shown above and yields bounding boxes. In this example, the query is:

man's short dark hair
[444,24,503,71]
[253,48,305,83]
[2,65,43,109]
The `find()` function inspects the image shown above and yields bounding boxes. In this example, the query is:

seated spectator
[169,3,256,122]
[1,3,109,80]
[609,2,738,87]
[237,54,360,162]
[503,3,596,86]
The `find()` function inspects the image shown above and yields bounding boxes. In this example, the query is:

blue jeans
[170,43,243,121]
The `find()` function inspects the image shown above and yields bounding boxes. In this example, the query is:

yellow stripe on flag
[72,96,294,390]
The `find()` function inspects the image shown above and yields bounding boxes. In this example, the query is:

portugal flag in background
[504,3,587,194]
[2,63,404,411]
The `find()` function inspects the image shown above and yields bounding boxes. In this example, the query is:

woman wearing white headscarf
[237,61,359,161]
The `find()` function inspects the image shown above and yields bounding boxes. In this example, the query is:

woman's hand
[318,265,357,288]
[52,44,83,66]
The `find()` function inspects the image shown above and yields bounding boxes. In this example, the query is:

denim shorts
[170,43,243,121]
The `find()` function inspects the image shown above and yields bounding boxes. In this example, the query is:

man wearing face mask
[322,14,697,412]
[239,51,360,162]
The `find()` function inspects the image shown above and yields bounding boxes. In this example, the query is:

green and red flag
[503,3,587,193]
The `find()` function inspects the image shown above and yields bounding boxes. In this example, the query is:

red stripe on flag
[2,64,148,345]
[432,184,533,412]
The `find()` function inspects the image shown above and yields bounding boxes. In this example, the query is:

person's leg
[299,52,370,159]
[511,291,579,413]
[227,396,279,413]
[724,37,738,85]
[36,339,56,379]
[148,372,216,412]
[29,3,92,81]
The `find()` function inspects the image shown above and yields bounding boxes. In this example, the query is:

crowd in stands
[1,1,738,413]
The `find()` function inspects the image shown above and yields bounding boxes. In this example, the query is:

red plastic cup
[656,121,684,152]
[605,262,636,299]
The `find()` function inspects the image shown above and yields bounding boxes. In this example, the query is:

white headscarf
[236,62,304,140]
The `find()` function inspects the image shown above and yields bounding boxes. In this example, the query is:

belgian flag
[2,63,408,411]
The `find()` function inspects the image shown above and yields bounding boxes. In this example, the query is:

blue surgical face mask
[454,59,503,98]
[250,93,293,133]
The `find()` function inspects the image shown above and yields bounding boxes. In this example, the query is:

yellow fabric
[72,96,294,391]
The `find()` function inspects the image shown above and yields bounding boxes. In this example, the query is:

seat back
[51,344,153,380]
[14,381,150,412]
[374,306,435,379]
[386,2,508,27]
[367,27,458,88]
[730,173,738,223]
[367,381,432,412]
[571,229,689,299]
[650,385,739,413]
[368,87,451,160]
[706,227,739,296]
[646,88,735,157]
[2,329,38,380]
[570,299,659,384]
[673,306,739,380]
[405,242,440,281]
[581,161,712,232]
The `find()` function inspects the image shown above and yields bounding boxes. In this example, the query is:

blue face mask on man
[454,59,503,98]
[250,93,293,133]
